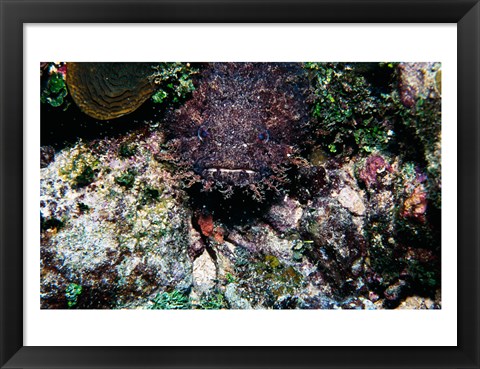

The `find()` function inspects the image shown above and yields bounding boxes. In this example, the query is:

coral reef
[40,62,441,309]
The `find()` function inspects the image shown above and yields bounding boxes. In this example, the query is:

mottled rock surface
[41,133,192,308]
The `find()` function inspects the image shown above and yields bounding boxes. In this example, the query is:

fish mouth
[204,168,257,175]
[201,167,262,186]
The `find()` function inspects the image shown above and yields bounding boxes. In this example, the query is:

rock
[40,137,193,309]
[398,62,441,108]
[188,224,205,260]
[192,250,217,294]
[336,187,366,216]
[384,280,407,301]
[264,195,303,233]
[225,284,252,309]
[396,296,437,309]
[351,258,364,277]
[273,295,301,309]
[359,297,377,310]
[295,161,370,296]
[215,243,236,282]
[40,146,55,168]
[226,246,307,309]
[300,198,366,293]
[227,224,294,262]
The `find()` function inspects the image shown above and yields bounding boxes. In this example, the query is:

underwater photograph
[40,62,441,309]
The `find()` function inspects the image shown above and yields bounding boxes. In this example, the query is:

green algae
[224,272,236,284]
[65,283,83,308]
[305,62,397,155]
[41,215,65,232]
[406,259,439,294]
[196,291,226,310]
[139,185,161,205]
[41,72,68,108]
[150,63,197,105]
[57,143,99,188]
[118,142,137,158]
[115,168,136,189]
[150,290,191,309]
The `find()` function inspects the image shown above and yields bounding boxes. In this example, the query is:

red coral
[197,214,214,237]
[196,213,224,242]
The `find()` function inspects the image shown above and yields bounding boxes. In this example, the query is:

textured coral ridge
[164,63,310,199]
[67,63,157,120]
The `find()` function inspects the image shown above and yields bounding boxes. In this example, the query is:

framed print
[1,0,479,368]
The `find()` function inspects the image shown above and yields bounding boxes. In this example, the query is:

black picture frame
[1,1,479,368]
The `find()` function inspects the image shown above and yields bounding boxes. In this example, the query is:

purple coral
[358,155,392,187]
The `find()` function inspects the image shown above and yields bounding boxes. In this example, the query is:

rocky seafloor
[40,62,441,309]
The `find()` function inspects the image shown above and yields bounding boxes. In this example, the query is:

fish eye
[197,126,209,141]
[258,130,270,143]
